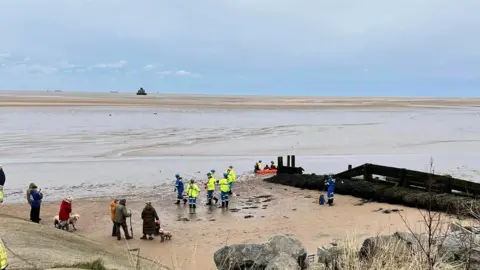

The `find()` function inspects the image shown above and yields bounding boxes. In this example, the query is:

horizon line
[0,89,478,99]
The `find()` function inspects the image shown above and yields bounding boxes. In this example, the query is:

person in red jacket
[58,196,73,230]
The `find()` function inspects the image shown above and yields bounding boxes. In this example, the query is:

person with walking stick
[114,199,133,240]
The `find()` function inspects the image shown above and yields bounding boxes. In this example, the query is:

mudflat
[1,90,480,109]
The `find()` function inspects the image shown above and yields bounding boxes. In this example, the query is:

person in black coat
[0,165,5,187]
[141,201,159,240]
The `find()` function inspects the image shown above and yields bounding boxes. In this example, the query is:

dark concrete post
[291,155,296,167]
[287,155,291,167]
[278,156,283,168]
[348,164,352,170]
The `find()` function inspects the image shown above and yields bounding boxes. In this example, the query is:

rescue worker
[254,160,262,172]
[0,237,7,270]
[186,179,200,211]
[219,173,231,208]
[226,166,236,194]
[326,174,335,206]
[206,172,218,205]
[174,174,187,205]
[210,169,216,178]
[270,161,277,169]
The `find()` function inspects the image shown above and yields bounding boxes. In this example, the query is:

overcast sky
[0,0,479,96]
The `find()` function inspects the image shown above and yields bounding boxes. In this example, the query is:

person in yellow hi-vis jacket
[0,237,8,270]
[226,166,236,195]
[219,173,231,209]
[186,179,200,214]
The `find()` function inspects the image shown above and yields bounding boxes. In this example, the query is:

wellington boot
[225,201,229,209]
[183,198,188,204]
[213,197,218,204]
[193,204,196,209]
[221,202,225,208]
[175,200,180,205]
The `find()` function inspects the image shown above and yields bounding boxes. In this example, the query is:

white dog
[159,228,172,242]
[54,213,80,231]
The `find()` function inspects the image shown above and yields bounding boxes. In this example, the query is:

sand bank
[1,91,480,109]
[0,177,452,270]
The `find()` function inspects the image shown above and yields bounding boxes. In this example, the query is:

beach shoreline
[1,90,480,109]
[0,176,445,270]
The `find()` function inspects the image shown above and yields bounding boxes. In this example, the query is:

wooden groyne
[335,163,480,196]
[266,161,480,217]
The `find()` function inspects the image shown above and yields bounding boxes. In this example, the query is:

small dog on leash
[54,214,80,231]
[159,228,172,242]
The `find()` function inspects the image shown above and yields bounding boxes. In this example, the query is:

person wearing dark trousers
[114,199,133,240]
[29,185,43,223]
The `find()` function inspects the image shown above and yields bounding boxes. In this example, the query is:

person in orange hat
[110,199,119,237]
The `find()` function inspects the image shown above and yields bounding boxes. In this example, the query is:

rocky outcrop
[213,235,308,270]
[265,174,480,217]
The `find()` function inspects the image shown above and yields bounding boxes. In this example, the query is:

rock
[393,231,428,253]
[265,252,300,270]
[306,262,326,270]
[440,231,480,261]
[213,244,276,270]
[244,215,254,219]
[267,235,308,268]
[214,234,307,270]
[316,244,343,268]
[359,235,397,259]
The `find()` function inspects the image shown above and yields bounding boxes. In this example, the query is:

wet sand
[0,176,446,270]
[1,90,480,109]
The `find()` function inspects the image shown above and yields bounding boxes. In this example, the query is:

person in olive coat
[141,201,159,240]
[114,199,133,240]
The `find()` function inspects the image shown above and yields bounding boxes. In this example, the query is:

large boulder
[213,243,276,270]
[316,244,344,268]
[265,252,300,270]
[213,235,308,270]
[267,235,308,268]
[440,231,480,262]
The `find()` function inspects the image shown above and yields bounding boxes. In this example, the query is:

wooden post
[278,156,283,168]
[443,177,452,194]
[348,164,352,170]
[363,164,372,182]
[291,155,296,167]
[399,168,408,187]
[287,155,291,167]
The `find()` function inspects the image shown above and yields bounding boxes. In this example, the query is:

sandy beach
[1,91,479,269]
[0,176,444,270]
[1,90,480,109]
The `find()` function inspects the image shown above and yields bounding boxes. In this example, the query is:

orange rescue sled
[255,169,277,175]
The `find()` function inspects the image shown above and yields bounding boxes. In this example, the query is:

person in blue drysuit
[174,174,187,205]
[326,174,335,206]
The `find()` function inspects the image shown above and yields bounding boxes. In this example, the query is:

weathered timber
[265,174,480,217]
[335,163,480,196]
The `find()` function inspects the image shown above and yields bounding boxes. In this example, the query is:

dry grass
[323,233,462,270]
